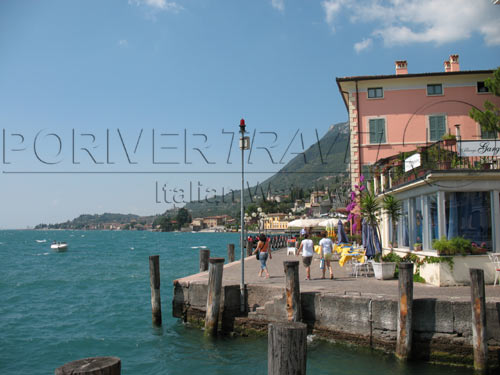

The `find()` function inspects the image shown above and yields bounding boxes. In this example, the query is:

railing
[373,139,500,194]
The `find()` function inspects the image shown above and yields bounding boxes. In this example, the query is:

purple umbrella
[337,220,349,244]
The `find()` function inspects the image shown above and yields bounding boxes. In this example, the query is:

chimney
[449,54,460,72]
[444,60,451,72]
[395,60,408,75]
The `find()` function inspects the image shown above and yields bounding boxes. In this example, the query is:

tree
[176,208,191,228]
[469,67,500,134]
[382,194,401,252]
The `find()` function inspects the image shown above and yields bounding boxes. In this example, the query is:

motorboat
[51,242,68,252]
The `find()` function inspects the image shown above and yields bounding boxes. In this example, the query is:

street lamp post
[239,119,249,313]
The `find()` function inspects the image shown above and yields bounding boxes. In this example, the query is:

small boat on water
[50,242,68,252]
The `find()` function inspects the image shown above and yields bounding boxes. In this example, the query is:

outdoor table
[338,247,365,267]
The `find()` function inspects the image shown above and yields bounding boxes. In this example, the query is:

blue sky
[0,0,499,228]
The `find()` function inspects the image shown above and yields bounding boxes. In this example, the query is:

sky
[0,0,499,229]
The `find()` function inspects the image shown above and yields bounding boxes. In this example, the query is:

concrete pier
[173,248,500,369]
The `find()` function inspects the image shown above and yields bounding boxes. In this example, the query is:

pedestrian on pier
[298,233,314,280]
[253,233,272,278]
[319,231,334,279]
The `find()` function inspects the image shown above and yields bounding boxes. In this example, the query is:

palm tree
[360,191,382,257]
[382,194,401,252]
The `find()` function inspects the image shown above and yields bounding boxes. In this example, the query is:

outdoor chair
[488,253,500,286]
[351,251,370,278]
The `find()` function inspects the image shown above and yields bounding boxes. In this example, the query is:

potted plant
[442,133,457,147]
[414,243,422,251]
[361,191,396,280]
[382,194,401,253]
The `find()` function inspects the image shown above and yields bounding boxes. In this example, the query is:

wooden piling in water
[199,249,210,272]
[227,243,235,263]
[268,322,307,375]
[204,257,225,336]
[246,241,253,257]
[469,268,488,373]
[149,255,162,326]
[55,356,121,375]
[284,260,301,322]
[396,262,413,360]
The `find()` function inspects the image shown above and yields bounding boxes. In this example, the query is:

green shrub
[432,236,472,255]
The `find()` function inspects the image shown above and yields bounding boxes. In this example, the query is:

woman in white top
[298,233,314,280]
[319,231,334,279]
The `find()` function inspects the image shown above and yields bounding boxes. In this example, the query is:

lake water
[0,230,473,374]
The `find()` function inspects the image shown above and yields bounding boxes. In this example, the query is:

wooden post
[246,241,253,257]
[204,257,225,336]
[55,357,121,375]
[470,268,488,373]
[268,322,307,375]
[149,255,162,326]
[284,261,301,322]
[396,262,413,360]
[227,243,235,263]
[199,249,210,272]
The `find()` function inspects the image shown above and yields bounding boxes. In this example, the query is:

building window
[368,87,383,98]
[369,118,386,144]
[429,115,447,142]
[427,84,443,96]
[477,81,489,93]
[426,194,439,250]
[398,200,410,248]
[445,192,492,250]
[481,126,497,139]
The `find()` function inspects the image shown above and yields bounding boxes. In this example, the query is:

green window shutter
[429,115,446,141]
[369,119,385,144]
[369,119,376,143]
[438,116,446,139]
[376,119,386,143]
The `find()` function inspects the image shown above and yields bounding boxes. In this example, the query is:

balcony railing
[372,139,500,194]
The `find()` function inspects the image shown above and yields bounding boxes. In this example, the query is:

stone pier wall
[172,280,500,368]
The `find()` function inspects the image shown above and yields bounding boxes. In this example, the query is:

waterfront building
[336,55,500,189]
[263,213,288,231]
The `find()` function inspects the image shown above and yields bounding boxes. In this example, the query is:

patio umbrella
[337,220,349,244]
[287,218,325,228]
[361,219,368,249]
[365,223,381,258]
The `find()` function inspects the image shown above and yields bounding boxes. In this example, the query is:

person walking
[298,233,314,280]
[319,231,334,279]
[253,233,272,278]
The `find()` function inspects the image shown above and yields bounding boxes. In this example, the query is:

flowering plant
[346,175,366,233]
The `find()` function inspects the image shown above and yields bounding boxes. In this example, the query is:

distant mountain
[36,122,351,228]
[184,121,350,218]
[35,213,158,230]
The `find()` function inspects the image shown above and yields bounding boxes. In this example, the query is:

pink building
[336,55,500,188]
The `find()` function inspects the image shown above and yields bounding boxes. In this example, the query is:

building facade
[336,55,500,188]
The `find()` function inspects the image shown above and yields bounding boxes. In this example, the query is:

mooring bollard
[55,356,121,375]
[149,255,162,326]
[199,249,210,272]
[227,243,235,263]
[268,322,307,375]
[284,260,301,322]
[204,257,225,336]
[396,262,413,360]
[470,268,488,373]
[246,241,253,257]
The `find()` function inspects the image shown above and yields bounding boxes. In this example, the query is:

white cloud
[321,0,346,31]
[322,0,500,46]
[118,39,128,48]
[271,0,285,12]
[354,38,372,53]
[129,0,183,13]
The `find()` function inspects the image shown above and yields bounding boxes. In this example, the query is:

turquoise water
[0,230,472,374]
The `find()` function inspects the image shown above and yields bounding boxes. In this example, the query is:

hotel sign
[458,140,500,157]
[404,153,421,172]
